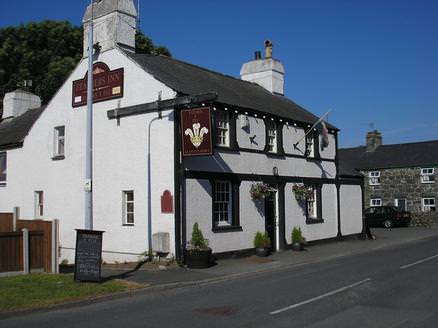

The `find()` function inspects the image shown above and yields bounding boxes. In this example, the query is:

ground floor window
[394,198,407,211]
[34,191,44,218]
[123,190,135,225]
[422,198,436,212]
[211,179,240,231]
[306,185,322,223]
[370,198,382,207]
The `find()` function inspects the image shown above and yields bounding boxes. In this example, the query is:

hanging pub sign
[181,107,213,156]
[72,62,124,107]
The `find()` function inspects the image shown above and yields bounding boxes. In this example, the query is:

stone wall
[363,166,438,213]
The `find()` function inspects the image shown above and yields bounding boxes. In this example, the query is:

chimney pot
[366,130,382,152]
[254,51,261,60]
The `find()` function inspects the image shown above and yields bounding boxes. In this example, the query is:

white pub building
[0,0,363,264]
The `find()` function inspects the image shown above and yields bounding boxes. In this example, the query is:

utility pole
[85,0,94,230]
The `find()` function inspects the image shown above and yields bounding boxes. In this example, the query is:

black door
[264,191,276,251]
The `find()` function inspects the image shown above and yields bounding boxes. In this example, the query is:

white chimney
[2,90,41,119]
[240,40,285,95]
[82,0,137,58]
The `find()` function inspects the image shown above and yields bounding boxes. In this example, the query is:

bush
[292,227,305,244]
[411,212,438,227]
[253,231,271,248]
[189,223,209,250]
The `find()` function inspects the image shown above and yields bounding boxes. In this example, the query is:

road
[2,235,438,328]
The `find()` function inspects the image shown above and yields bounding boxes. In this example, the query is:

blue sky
[1,0,437,147]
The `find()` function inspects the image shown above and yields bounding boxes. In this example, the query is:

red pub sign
[72,62,124,107]
[181,107,213,156]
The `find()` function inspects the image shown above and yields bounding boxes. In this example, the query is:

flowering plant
[250,182,274,200]
[292,183,313,201]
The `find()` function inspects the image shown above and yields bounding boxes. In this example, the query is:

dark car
[364,206,412,228]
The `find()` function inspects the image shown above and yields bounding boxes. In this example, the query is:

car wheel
[383,219,393,229]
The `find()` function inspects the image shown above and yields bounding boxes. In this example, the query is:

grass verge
[0,274,145,312]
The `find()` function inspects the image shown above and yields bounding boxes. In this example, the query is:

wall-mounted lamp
[273,166,279,176]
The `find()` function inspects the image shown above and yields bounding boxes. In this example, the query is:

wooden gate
[0,213,13,232]
[0,231,23,273]
[29,231,44,270]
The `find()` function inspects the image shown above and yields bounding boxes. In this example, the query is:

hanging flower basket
[250,182,274,200]
[292,183,313,201]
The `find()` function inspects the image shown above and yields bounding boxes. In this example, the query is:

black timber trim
[51,155,65,161]
[335,133,342,239]
[229,112,239,150]
[212,108,238,151]
[186,171,336,185]
[0,142,23,151]
[306,218,324,224]
[174,109,183,263]
[107,92,218,119]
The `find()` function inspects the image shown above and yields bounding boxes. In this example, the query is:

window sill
[51,155,65,161]
[306,218,324,225]
[212,225,243,233]
[420,181,435,184]
[0,183,6,187]
[122,223,135,227]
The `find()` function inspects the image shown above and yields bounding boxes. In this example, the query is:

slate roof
[125,52,337,129]
[339,140,438,171]
[0,106,46,150]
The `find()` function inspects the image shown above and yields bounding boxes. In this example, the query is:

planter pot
[292,242,304,251]
[186,249,213,269]
[255,247,270,257]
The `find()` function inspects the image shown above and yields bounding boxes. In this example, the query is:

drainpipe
[146,110,171,259]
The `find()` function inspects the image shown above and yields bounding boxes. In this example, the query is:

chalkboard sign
[74,229,104,282]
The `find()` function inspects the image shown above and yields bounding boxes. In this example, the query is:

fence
[0,210,58,275]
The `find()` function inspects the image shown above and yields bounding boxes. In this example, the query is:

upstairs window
[215,111,230,147]
[420,168,435,184]
[53,126,65,158]
[370,198,382,207]
[422,198,435,212]
[0,152,6,186]
[266,120,277,153]
[369,171,381,185]
[122,190,135,225]
[34,191,44,218]
[305,134,315,158]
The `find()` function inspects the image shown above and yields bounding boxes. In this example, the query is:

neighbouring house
[339,130,438,217]
[0,0,364,264]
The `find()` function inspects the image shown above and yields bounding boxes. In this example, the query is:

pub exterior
[0,0,363,264]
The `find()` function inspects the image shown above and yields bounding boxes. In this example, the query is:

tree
[0,21,171,105]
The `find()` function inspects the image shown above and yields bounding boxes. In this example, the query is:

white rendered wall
[340,185,363,235]
[185,179,266,253]
[0,48,176,263]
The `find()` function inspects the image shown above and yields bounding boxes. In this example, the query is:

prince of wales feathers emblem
[185,123,209,148]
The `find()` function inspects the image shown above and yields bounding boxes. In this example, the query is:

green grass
[0,274,144,312]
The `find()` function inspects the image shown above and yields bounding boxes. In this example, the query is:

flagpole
[85,0,94,230]
[293,110,331,149]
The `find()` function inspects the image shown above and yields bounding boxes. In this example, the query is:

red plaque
[181,107,213,156]
[161,190,173,214]
[72,62,124,107]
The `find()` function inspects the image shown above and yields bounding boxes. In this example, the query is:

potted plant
[292,183,312,201]
[186,222,212,269]
[253,231,272,257]
[291,226,306,251]
[250,182,274,200]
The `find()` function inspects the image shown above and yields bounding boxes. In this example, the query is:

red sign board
[181,107,213,156]
[72,62,124,107]
[161,190,174,214]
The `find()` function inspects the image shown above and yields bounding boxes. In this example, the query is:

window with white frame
[266,120,277,153]
[0,152,6,186]
[394,198,407,211]
[53,126,65,157]
[370,198,382,207]
[34,191,44,218]
[214,181,232,225]
[306,185,318,218]
[369,171,381,185]
[420,168,435,184]
[122,191,135,225]
[422,198,436,212]
[215,111,230,147]
[305,134,315,158]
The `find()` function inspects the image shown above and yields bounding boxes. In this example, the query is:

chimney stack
[2,89,41,119]
[366,130,382,152]
[240,40,285,95]
[82,0,137,58]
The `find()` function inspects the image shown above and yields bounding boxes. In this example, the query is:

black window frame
[0,151,6,186]
[263,118,285,155]
[213,108,238,151]
[305,130,320,159]
[210,178,242,233]
[305,184,324,224]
